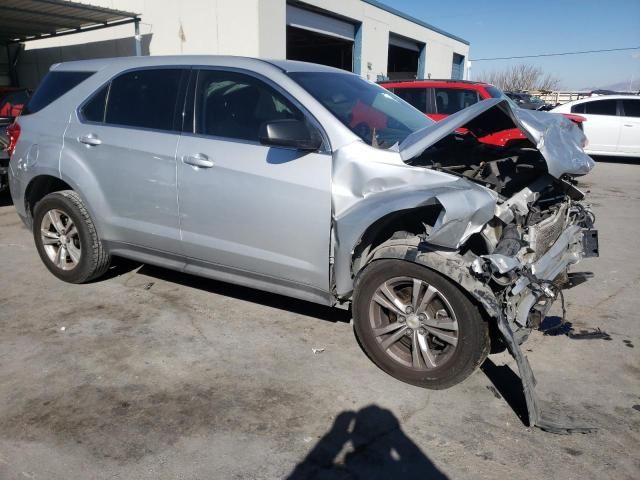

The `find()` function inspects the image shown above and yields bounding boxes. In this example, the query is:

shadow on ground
[106,256,352,324]
[481,358,529,426]
[287,405,448,480]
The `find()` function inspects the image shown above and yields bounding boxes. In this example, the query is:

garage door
[388,34,424,80]
[286,5,356,72]
[286,5,355,41]
[451,53,465,80]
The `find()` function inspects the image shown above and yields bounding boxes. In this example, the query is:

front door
[176,69,332,298]
[63,68,188,253]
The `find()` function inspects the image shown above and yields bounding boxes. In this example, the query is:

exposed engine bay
[409,127,598,336]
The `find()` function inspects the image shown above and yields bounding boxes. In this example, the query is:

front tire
[353,259,489,389]
[33,190,110,283]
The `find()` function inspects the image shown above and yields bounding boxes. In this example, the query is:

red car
[380,79,585,148]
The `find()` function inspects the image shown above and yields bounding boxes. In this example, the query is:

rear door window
[23,71,94,114]
[193,69,302,142]
[621,99,640,117]
[393,88,428,113]
[104,69,187,131]
[582,99,618,116]
[433,88,480,114]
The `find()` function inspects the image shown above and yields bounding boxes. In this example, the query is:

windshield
[485,85,520,109]
[288,72,433,148]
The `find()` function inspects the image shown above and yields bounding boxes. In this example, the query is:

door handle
[182,153,214,168]
[78,134,102,146]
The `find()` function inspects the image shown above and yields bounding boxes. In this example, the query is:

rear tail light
[6,122,21,157]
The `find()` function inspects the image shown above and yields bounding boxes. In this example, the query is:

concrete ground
[0,161,638,480]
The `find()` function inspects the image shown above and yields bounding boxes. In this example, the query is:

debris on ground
[144,282,155,290]
[312,348,325,354]
[567,328,612,341]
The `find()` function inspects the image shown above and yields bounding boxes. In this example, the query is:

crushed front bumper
[510,224,597,329]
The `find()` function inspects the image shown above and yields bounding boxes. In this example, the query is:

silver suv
[8,57,597,426]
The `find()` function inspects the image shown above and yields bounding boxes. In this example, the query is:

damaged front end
[338,99,598,432]
[469,176,598,433]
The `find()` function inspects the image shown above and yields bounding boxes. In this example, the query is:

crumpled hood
[396,98,595,178]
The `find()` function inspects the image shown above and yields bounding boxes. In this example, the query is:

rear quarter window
[23,71,94,115]
[571,103,586,114]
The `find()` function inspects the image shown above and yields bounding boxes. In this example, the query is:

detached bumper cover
[480,220,598,433]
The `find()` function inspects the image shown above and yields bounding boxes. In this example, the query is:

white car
[551,95,640,157]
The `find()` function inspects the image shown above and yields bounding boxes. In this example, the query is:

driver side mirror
[259,119,322,151]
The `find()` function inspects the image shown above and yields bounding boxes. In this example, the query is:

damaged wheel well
[351,205,442,277]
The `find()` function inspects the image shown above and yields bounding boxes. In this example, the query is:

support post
[417,44,427,79]
[353,23,363,76]
[134,18,141,56]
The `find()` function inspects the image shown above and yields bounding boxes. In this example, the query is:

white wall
[16,0,469,87]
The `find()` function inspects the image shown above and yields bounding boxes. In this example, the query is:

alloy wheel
[40,208,81,271]
[368,276,460,370]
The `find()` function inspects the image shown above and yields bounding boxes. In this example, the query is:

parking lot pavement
[0,161,639,480]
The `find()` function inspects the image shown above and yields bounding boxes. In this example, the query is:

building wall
[16,0,469,88]
[288,1,468,81]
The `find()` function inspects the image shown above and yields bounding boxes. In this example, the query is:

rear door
[619,99,640,155]
[63,68,188,253]
[572,99,621,153]
[175,68,332,299]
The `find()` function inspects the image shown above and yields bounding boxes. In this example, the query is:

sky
[380,0,640,90]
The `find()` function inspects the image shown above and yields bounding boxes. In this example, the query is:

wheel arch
[350,205,443,280]
[23,174,102,237]
[24,175,74,222]
[332,181,497,300]
[361,241,501,321]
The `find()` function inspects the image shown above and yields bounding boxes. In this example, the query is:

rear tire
[33,190,110,283]
[353,259,489,389]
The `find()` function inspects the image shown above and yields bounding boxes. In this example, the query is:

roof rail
[378,78,482,84]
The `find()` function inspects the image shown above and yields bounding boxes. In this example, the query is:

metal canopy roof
[1,0,139,44]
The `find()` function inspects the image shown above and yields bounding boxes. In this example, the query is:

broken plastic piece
[496,312,596,434]
[567,328,611,341]
[312,348,325,354]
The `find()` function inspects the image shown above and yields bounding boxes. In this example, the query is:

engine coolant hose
[494,224,521,257]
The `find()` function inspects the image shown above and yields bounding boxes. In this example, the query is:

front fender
[332,181,496,297]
